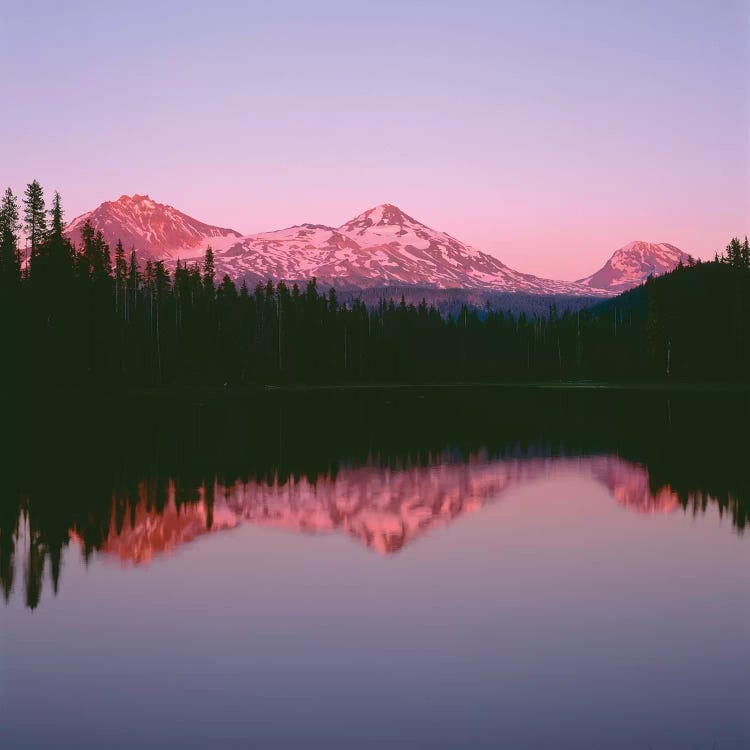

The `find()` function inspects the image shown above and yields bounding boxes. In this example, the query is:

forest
[1,181,749,387]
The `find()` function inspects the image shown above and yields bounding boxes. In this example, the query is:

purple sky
[1,0,747,279]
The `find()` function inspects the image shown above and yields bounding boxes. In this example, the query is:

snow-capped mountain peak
[339,203,424,233]
[577,240,690,293]
[62,194,688,297]
[65,194,242,261]
[210,203,603,294]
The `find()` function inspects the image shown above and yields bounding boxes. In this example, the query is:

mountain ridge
[64,195,690,296]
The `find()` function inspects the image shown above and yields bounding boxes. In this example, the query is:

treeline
[1,182,749,386]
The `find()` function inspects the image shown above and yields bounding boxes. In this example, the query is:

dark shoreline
[3,379,750,403]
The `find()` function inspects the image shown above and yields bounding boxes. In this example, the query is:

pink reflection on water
[73,454,687,566]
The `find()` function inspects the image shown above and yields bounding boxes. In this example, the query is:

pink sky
[1,1,747,279]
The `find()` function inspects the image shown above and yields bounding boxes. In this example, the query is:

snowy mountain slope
[577,241,691,294]
[65,194,242,261]
[63,195,689,297]
[215,204,608,295]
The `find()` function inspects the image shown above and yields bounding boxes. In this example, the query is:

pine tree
[114,240,127,316]
[726,237,743,268]
[203,246,215,298]
[127,250,140,317]
[0,188,21,287]
[49,191,64,237]
[95,230,113,284]
[218,274,237,300]
[153,260,171,299]
[23,180,47,264]
[43,190,74,281]
[77,220,97,279]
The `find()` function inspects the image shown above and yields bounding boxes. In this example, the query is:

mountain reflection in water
[77,454,686,565]
[1,388,748,608]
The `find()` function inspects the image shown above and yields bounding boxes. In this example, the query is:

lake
[1,388,749,749]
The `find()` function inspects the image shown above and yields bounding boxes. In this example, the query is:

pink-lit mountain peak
[337,202,469,251]
[577,240,690,293]
[103,193,173,216]
[116,192,152,203]
[615,240,687,262]
[217,202,600,293]
[65,194,242,261]
[63,193,689,296]
[339,203,424,233]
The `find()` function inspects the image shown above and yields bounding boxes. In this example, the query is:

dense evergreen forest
[1,181,749,386]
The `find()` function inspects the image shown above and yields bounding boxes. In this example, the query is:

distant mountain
[65,194,242,261]
[217,203,604,295]
[64,195,689,297]
[577,241,691,294]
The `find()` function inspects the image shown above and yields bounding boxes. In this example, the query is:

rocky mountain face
[213,203,608,295]
[577,240,691,294]
[65,196,689,296]
[65,194,241,261]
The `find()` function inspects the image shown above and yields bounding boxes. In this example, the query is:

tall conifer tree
[43,190,74,281]
[23,180,47,266]
[203,246,215,298]
[114,240,127,316]
[49,191,64,237]
[0,188,21,287]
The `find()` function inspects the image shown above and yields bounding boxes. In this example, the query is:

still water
[1,389,749,749]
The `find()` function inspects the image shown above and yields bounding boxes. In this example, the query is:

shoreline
[2,380,750,403]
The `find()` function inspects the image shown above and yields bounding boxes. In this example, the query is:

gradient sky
[1,0,748,279]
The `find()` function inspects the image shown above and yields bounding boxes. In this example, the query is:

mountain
[215,204,605,295]
[577,240,691,294]
[65,194,242,261]
[64,195,689,297]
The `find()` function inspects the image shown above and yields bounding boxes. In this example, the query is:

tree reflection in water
[1,387,747,608]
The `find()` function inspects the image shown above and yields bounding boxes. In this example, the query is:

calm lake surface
[1,388,749,749]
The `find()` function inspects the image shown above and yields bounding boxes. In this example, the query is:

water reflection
[77,455,690,564]
[1,388,748,608]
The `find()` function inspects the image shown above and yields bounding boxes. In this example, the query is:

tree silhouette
[0,188,21,288]
[23,179,47,267]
